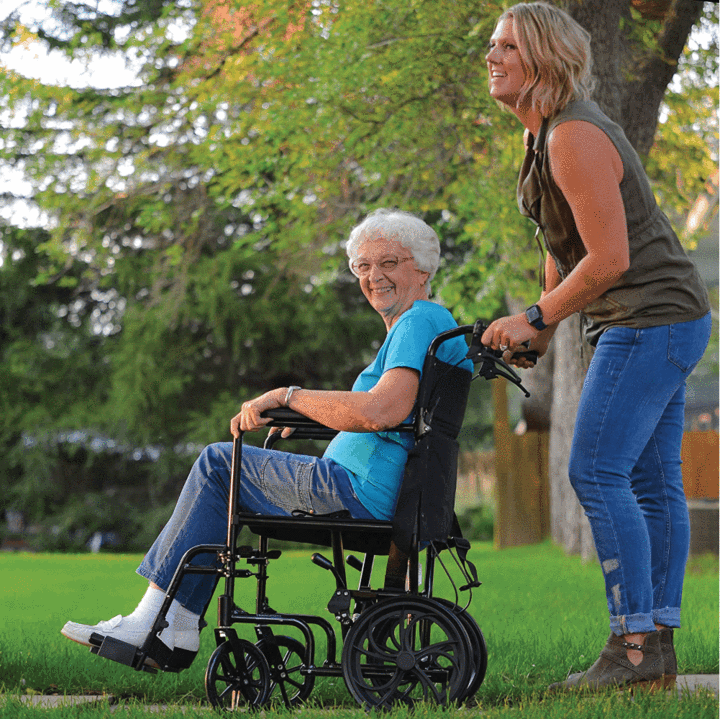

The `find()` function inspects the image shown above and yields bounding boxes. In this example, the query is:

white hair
[346,208,440,292]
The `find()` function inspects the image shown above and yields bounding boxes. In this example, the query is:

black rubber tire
[432,598,488,701]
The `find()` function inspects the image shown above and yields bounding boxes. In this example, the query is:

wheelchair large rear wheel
[341,596,472,709]
[205,639,271,710]
[256,635,314,706]
[433,599,488,701]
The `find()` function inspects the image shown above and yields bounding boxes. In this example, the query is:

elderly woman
[61,208,471,665]
[482,2,711,692]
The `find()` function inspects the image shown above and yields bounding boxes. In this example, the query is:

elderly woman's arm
[230,367,420,437]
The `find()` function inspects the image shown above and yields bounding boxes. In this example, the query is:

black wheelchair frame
[87,320,535,710]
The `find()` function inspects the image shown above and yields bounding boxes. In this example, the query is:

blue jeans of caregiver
[569,313,711,636]
[137,443,373,614]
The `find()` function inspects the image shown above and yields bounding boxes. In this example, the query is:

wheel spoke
[377,669,407,706]
[412,666,446,703]
[255,636,314,707]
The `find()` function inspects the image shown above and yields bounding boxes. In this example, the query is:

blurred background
[0,0,716,554]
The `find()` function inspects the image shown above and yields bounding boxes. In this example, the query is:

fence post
[681,430,719,555]
[492,380,550,548]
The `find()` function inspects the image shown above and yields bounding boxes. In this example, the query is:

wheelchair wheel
[205,639,271,710]
[341,596,472,709]
[256,635,314,706]
[433,599,488,701]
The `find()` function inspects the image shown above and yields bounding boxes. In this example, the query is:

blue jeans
[137,443,373,613]
[569,313,711,636]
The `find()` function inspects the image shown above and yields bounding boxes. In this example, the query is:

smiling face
[486,16,527,109]
[355,237,430,330]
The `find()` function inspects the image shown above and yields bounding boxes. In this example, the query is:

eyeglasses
[350,256,415,277]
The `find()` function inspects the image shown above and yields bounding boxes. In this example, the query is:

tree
[0,0,715,549]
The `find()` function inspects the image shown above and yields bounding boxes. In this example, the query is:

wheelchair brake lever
[477,347,532,398]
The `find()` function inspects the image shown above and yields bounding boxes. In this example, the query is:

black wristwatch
[525,304,547,331]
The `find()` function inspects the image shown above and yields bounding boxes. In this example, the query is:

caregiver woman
[481,2,711,692]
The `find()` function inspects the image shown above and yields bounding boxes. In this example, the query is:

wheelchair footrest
[88,632,190,674]
[89,633,143,667]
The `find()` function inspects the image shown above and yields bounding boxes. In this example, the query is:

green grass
[1,692,719,719]
[0,543,717,717]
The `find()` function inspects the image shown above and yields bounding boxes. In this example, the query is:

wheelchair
[87,320,535,710]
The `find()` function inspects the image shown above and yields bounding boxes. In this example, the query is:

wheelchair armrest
[261,408,338,447]
[262,407,415,435]
[261,407,329,428]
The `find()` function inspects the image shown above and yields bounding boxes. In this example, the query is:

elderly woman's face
[353,237,429,330]
[486,17,526,108]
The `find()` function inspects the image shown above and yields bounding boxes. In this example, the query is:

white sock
[122,585,200,644]
[120,586,163,626]
[167,600,201,633]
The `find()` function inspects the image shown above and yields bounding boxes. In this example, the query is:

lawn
[0,542,717,718]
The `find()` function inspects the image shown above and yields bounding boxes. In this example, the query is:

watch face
[527,306,540,322]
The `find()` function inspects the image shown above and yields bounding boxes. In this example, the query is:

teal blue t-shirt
[323,301,471,520]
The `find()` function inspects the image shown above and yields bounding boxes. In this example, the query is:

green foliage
[0,0,716,532]
[456,501,494,541]
[645,3,719,239]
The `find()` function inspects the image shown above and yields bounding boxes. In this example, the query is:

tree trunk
[548,316,595,560]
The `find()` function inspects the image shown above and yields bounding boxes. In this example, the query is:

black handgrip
[311,553,334,571]
[511,349,539,364]
[466,320,539,366]
[490,347,539,364]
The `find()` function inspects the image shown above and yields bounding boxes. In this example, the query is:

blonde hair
[499,2,595,117]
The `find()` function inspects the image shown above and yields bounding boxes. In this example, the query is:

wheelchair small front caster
[256,634,314,706]
[205,638,271,709]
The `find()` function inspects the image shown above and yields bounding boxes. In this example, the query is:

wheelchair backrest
[391,349,473,557]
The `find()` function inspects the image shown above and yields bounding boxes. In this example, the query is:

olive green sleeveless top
[517,99,709,346]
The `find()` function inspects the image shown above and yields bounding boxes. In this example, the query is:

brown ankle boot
[549,631,665,692]
[658,628,677,689]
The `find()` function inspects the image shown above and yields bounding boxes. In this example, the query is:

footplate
[88,632,180,674]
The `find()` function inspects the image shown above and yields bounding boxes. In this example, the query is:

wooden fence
[472,383,720,549]
[491,381,550,548]
[681,430,719,499]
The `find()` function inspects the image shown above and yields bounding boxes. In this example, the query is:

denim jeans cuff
[137,564,215,614]
[136,565,166,591]
[610,612,657,635]
[652,607,681,628]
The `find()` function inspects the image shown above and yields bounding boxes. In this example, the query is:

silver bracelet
[284,385,301,407]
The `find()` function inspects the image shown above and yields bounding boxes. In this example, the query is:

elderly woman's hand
[230,388,286,437]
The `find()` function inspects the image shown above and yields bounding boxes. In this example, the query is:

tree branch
[622,0,704,155]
